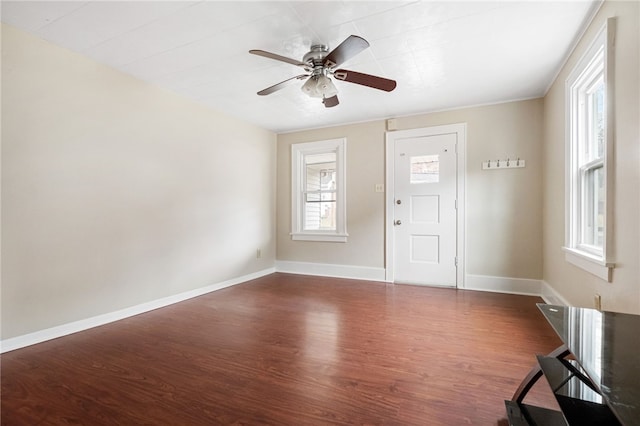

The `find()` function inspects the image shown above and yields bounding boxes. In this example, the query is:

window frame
[564,18,615,281]
[291,138,348,242]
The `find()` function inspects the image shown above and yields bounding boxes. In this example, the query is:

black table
[505,304,640,425]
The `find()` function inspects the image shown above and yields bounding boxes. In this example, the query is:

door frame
[385,123,466,287]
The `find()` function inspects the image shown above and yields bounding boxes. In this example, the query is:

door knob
[394,220,402,225]
[396,199,402,205]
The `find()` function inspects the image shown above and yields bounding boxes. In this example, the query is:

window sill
[562,247,614,282]
[291,232,348,243]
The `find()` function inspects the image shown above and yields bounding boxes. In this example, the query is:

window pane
[305,153,336,192]
[304,152,337,231]
[581,165,604,248]
[304,195,336,231]
[588,79,605,160]
[411,155,439,183]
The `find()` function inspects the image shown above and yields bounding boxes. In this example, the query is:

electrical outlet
[375,184,384,193]
[594,294,602,311]
[256,249,261,259]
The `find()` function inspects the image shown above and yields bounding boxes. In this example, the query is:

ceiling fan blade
[257,75,309,96]
[249,49,306,67]
[333,69,397,92]
[323,95,339,108]
[323,35,369,68]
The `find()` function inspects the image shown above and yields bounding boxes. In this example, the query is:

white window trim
[564,18,615,282]
[562,247,614,282]
[291,138,348,242]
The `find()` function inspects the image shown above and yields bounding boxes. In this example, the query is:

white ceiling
[2,0,600,133]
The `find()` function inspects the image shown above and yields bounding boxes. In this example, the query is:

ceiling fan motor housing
[303,44,329,73]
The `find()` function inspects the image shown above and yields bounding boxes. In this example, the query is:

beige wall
[1,24,277,339]
[277,98,544,280]
[277,121,387,268]
[6,1,634,343]
[542,0,640,313]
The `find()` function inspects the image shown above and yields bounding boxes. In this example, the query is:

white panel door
[393,133,457,286]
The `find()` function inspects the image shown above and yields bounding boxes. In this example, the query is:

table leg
[512,344,570,403]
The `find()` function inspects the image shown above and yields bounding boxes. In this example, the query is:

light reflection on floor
[304,306,339,362]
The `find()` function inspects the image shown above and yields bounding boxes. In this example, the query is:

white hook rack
[482,158,525,170]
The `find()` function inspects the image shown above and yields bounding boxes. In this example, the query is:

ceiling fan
[249,35,397,108]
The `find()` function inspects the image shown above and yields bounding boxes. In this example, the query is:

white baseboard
[0,267,276,354]
[276,260,386,282]
[3,268,569,353]
[540,280,571,306]
[463,274,542,296]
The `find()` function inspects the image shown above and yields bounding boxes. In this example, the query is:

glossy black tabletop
[538,304,640,426]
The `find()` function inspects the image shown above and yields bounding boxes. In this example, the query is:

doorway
[385,124,466,287]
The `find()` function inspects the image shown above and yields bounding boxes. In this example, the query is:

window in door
[410,155,440,183]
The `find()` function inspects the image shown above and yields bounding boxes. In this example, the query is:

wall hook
[482,157,525,170]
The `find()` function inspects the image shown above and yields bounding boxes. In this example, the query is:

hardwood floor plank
[1,273,561,425]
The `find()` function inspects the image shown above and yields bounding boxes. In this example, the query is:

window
[411,155,440,183]
[291,138,347,242]
[564,19,615,281]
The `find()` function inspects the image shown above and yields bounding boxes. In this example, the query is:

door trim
[385,123,466,287]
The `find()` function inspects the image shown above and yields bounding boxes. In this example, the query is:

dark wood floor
[2,273,562,425]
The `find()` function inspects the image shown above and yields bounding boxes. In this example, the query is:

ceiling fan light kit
[250,35,396,108]
[302,74,338,99]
